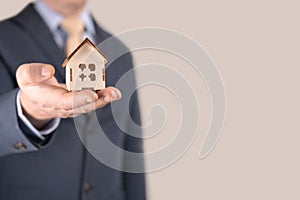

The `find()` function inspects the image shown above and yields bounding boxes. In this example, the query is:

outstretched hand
[16,63,121,129]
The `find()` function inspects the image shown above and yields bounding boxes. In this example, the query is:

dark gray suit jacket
[0,3,146,200]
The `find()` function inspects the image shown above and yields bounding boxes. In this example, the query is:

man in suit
[0,0,146,199]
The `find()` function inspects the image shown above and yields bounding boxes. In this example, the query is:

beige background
[1,0,300,199]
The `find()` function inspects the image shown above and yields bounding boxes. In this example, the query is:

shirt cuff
[16,90,60,140]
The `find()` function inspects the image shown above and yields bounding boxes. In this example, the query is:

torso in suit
[0,3,146,200]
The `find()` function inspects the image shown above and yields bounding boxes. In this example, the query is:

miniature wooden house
[62,38,108,91]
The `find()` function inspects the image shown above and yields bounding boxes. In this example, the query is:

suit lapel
[13,3,65,82]
[92,17,109,47]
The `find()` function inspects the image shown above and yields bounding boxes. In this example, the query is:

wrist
[20,91,52,130]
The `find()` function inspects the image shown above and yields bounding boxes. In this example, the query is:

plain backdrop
[1,0,300,199]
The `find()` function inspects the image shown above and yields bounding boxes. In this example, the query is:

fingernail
[86,98,94,103]
[42,66,51,76]
[115,89,122,99]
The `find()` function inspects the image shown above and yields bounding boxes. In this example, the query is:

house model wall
[62,38,108,91]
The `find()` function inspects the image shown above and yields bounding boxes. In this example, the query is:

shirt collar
[34,0,95,35]
[34,0,63,33]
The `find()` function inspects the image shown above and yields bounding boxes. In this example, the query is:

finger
[71,103,97,115]
[71,98,108,115]
[16,63,55,88]
[96,87,122,103]
[71,88,122,115]
[61,90,98,111]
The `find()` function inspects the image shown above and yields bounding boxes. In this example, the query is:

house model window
[62,38,109,91]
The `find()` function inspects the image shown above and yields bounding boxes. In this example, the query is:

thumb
[16,63,55,87]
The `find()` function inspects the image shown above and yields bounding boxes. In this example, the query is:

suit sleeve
[0,58,56,157]
[0,59,40,157]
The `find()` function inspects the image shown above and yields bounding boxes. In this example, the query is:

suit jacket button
[13,142,27,150]
[83,182,92,193]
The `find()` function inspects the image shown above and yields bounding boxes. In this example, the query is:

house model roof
[62,38,109,68]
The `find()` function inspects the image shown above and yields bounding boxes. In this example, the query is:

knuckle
[95,100,106,109]
[84,103,95,112]
[59,111,71,118]
[75,105,92,114]
[61,95,73,111]
[75,107,85,114]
